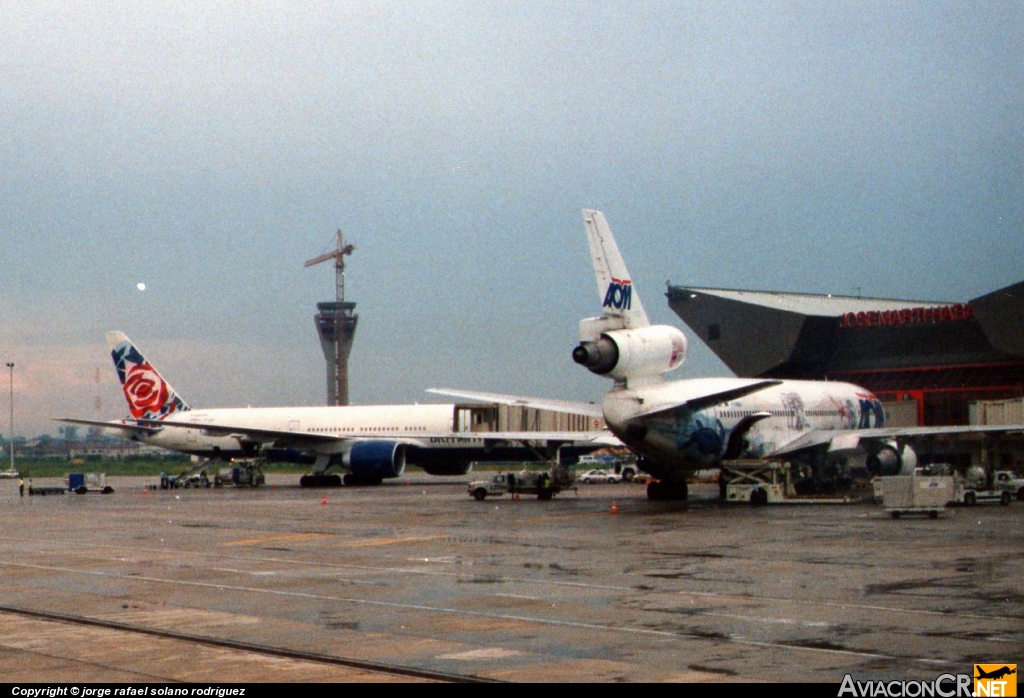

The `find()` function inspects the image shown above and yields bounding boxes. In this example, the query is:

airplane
[975,667,1016,681]
[434,209,1024,501]
[59,332,618,487]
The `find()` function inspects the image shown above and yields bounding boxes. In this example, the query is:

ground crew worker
[19,478,24,498]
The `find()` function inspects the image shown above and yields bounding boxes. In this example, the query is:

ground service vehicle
[952,468,1023,506]
[66,473,114,495]
[721,460,857,505]
[879,469,954,519]
[577,454,639,481]
[215,465,266,487]
[468,468,575,500]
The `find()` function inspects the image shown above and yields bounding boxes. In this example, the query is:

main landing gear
[299,473,342,487]
[298,472,385,487]
[646,480,688,501]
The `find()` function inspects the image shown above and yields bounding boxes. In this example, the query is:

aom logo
[603,278,633,310]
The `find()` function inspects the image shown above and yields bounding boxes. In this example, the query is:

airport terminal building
[667,280,1024,427]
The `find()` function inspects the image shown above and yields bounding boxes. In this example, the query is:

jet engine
[865,442,918,476]
[340,440,407,481]
[572,325,687,382]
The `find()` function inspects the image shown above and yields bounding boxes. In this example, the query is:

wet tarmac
[0,473,1020,683]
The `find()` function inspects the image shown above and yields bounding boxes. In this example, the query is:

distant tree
[58,425,80,441]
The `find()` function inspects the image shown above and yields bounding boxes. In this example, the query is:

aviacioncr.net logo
[838,673,972,697]
[975,665,1017,697]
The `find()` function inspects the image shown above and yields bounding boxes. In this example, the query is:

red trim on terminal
[824,362,1024,425]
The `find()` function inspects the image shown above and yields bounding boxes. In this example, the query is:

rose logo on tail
[122,362,170,419]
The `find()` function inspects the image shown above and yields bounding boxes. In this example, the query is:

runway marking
[437,648,524,660]
[0,560,956,667]
[406,556,459,563]
[332,535,446,548]
[525,512,616,522]
[210,568,279,576]
[223,533,334,547]
[702,612,829,628]
[224,534,446,549]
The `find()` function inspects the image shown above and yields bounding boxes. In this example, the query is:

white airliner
[435,210,1024,500]
[59,332,617,487]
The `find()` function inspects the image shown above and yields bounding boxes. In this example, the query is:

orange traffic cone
[321,495,328,505]
[610,501,619,514]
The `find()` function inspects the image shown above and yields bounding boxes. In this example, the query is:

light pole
[6,362,13,473]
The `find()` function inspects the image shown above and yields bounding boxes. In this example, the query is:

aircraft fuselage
[603,378,883,479]
[134,403,459,459]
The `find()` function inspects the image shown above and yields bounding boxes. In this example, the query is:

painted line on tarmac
[328,535,447,548]
[223,533,334,546]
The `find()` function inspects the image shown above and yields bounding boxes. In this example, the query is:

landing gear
[646,481,688,501]
[298,473,386,487]
[299,473,342,488]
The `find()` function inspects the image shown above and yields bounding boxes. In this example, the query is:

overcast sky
[2,1,1022,437]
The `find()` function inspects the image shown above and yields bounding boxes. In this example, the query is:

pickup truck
[468,468,575,501]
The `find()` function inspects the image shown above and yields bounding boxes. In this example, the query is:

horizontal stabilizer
[55,417,162,436]
[634,379,783,420]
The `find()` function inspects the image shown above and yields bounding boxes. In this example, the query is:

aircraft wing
[429,381,783,423]
[427,388,604,419]
[468,430,621,446]
[768,424,1024,457]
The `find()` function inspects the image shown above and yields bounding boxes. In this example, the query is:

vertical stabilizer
[582,209,650,329]
[106,331,190,420]
[574,212,688,386]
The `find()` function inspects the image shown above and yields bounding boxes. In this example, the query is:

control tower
[305,232,358,406]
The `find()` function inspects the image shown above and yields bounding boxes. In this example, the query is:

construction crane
[306,230,359,406]
[305,230,355,304]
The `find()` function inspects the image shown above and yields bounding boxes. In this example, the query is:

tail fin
[106,331,190,420]
[582,210,650,329]
[575,211,688,386]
